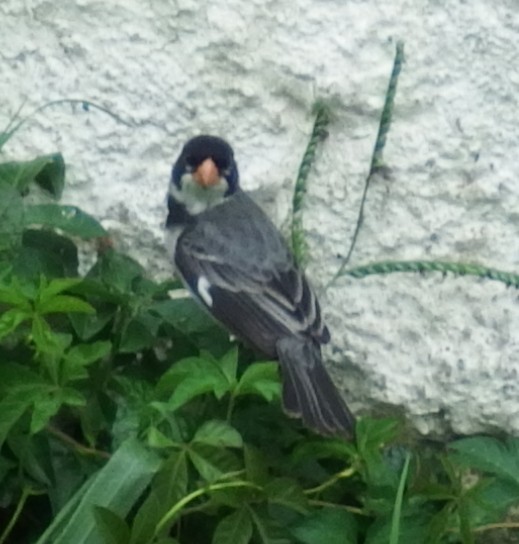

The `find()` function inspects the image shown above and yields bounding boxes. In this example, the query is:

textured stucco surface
[1,0,518,437]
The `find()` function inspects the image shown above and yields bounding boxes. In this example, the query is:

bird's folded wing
[175,235,328,355]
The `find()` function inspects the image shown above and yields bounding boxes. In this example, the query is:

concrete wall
[1,0,518,436]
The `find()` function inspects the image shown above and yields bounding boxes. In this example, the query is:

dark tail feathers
[276,337,355,439]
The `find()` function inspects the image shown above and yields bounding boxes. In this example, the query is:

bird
[165,134,355,438]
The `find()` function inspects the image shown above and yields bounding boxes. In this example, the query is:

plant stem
[0,486,42,544]
[46,424,111,459]
[176,500,212,517]
[458,496,475,544]
[452,521,519,534]
[0,100,27,150]
[226,392,236,423]
[308,499,366,516]
[304,466,356,496]
[1,98,132,150]
[154,480,261,537]
[389,451,411,544]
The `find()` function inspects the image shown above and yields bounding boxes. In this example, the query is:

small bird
[166,135,355,438]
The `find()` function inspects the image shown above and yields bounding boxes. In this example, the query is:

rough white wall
[1,0,518,437]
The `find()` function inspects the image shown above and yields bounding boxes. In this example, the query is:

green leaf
[31,318,72,362]
[244,445,269,485]
[264,478,308,514]
[0,307,30,339]
[37,294,95,314]
[0,362,46,392]
[449,437,519,486]
[30,391,65,433]
[130,492,166,544]
[365,511,429,544]
[118,312,162,353]
[356,418,401,489]
[39,277,84,299]
[290,509,357,544]
[24,204,106,239]
[89,250,145,294]
[0,364,67,440]
[61,387,86,406]
[8,431,54,486]
[0,156,39,190]
[248,507,291,544]
[0,183,24,250]
[34,470,98,543]
[292,437,356,464]
[147,427,177,449]
[39,438,161,544]
[193,420,243,449]
[188,444,241,483]
[235,362,281,402]
[213,507,253,544]
[93,506,131,544]
[7,385,84,436]
[65,339,112,368]
[0,275,32,306]
[151,297,218,334]
[15,229,79,279]
[0,270,32,311]
[68,303,116,341]
[163,375,225,411]
[0,455,16,483]
[356,417,400,454]
[424,505,454,544]
[34,152,65,197]
[61,341,111,383]
[466,477,519,526]
[0,153,65,197]
[219,347,238,385]
[130,451,187,544]
[209,486,257,509]
[0,398,30,446]
[156,356,230,408]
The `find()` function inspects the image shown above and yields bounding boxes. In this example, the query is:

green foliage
[1,106,518,543]
[0,157,518,544]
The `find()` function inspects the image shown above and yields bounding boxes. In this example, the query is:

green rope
[342,260,519,288]
[330,42,405,286]
[370,41,405,174]
[291,100,331,266]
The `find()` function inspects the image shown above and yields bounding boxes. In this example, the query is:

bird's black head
[171,135,239,195]
[167,135,239,224]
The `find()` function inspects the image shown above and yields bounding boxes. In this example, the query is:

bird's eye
[213,158,229,172]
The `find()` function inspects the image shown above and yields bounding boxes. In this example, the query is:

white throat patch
[169,173,228,216]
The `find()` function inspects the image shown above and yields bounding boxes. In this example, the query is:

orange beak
[193,158,220,188]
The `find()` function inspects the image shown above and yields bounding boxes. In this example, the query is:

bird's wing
[174,192,329,355]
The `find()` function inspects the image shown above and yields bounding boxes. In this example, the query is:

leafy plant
[2,50,519,543]
[1,156,518,542]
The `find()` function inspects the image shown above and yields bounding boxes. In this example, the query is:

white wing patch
[197,276,213,307]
